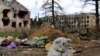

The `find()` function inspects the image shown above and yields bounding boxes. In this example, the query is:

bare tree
[82,0,100,39]
[41,0,63,25]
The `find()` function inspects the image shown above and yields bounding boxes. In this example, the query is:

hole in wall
[18,11,28,18]
[19,22,22,27]
[12,22,16,28]
[2,17,10,26]
[2,9,10,17]
[23,21,28,27]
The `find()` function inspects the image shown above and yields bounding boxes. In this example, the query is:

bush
[0,31,22,38]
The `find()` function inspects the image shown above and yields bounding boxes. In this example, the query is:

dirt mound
[28,27,66,39]
[28,27,99,50]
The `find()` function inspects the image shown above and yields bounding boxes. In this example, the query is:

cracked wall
[0,1,31,31]
[0,8,30,31]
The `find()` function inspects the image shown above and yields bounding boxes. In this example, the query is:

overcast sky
[17,0,95,18]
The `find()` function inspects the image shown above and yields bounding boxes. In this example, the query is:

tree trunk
[52,0,55,25]
[95,0,99,39]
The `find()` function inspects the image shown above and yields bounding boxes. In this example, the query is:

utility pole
[95,0,99,39]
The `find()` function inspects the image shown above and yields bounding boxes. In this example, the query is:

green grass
[0,31,23,38]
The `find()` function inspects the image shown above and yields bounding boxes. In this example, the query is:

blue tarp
[7,42,16,49]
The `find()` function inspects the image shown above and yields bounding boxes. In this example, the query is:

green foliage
[0,31,22,38]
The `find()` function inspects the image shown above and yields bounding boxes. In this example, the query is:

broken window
[2,17,10,26]
[23,21,28,27]
[14,13,17,18]
[18,11,28,18]
[2,9,10,17]
[19,22,22,27]
[12,22,16,28]
[2,9,10,26]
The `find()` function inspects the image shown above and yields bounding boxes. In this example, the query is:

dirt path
[0,46,100,56]
[74,46,100,56]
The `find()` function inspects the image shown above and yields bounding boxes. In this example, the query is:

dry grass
[28,27,66,39]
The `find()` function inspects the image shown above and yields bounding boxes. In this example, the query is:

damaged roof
[2,0,28,11]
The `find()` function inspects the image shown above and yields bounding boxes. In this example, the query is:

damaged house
[0,0,30,31]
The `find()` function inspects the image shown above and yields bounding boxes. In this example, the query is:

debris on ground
[45,41,52,51]
[27,27,100,50]
[28,27,66,39]
[6,42,17,49]
[0,27,99,56]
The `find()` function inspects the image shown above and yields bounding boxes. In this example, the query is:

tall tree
[41,0,63,25]
[95,0,99,39]
[82,0,100,39]
[52,0,55,24]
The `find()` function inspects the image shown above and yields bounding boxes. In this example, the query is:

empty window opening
[87,21,89,23]
[23,21,28,27]
[18,11,28,18]
[2,9,10,17]
[87,16,89,18]
[82,17,84,19]
[2,17,10,26]
[12,22,16,28]
[19,22,22,27]
[84,25,86,28]
[14,13,17,18]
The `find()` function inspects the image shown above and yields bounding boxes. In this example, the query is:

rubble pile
[28,27,66,39]
[0,27,99,56]
[28,27,99,49]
